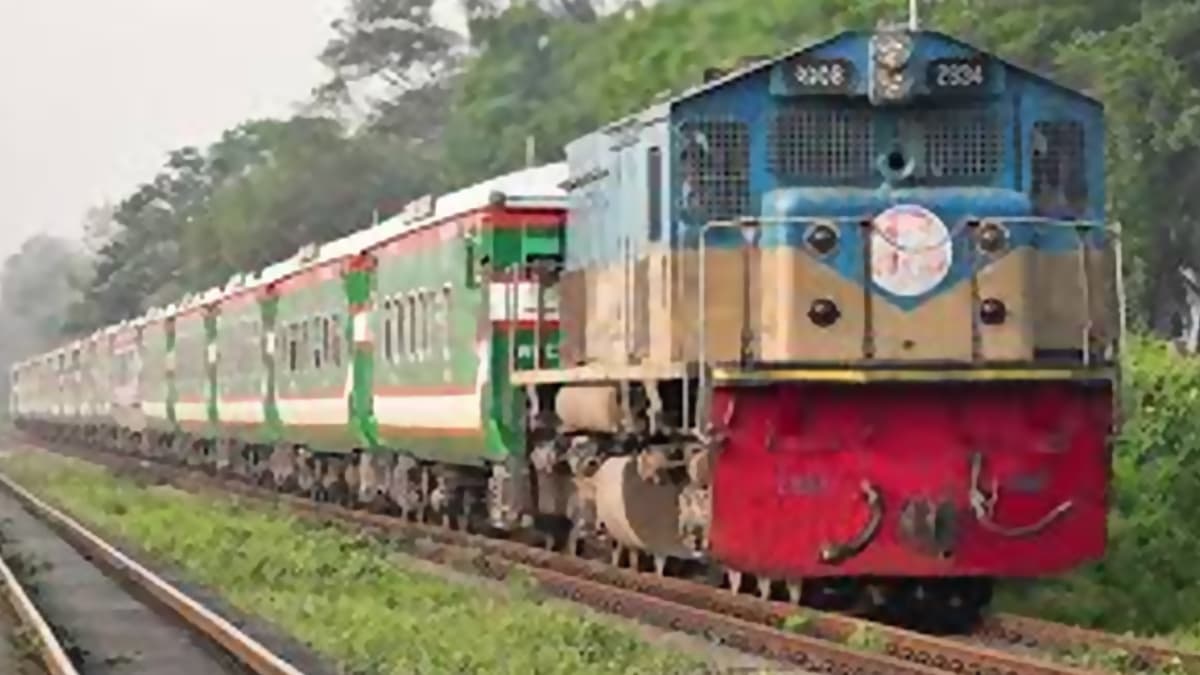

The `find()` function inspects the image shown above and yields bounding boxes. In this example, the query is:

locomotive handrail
[696,214,1124,433]
[1113,221,1129,428]
[697,215,877,428]
[870,216,1113,254]
[969,452,1074,538]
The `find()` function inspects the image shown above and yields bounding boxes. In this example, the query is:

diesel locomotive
[10,26,1120,630]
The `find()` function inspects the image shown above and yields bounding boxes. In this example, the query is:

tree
[1052,1,1200,334]
[0,235,89,404]
[316,0,465,111]
[66,0,1200,338]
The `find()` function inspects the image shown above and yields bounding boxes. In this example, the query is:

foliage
[999,338,1200,641]
[65,117,439,331]
[434,0,1200,330]
[0,236,89,407]
[1,236,88,345]
[0,451,705,675]
[1054,2,1200,333]
[27,0,1200,336]
[317,0,464,104]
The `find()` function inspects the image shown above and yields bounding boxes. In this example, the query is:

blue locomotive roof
[560,24,1109,313]
[649,29,1100,113]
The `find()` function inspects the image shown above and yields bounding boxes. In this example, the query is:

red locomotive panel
[709,379,1111,578]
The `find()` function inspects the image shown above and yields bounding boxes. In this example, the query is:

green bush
[1001,338,1200,644]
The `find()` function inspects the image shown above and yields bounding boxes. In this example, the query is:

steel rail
[285,497,1100,675]
[0,470,304,675]
[982,613,1200,673]
[0,544,78,675]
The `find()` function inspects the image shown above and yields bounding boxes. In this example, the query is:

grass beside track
[0,450,708,675]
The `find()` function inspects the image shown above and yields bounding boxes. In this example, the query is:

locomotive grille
[917,107,1001,180]
[678,119,750,222]
[1032,120,1088,215]
[769,106,875,179]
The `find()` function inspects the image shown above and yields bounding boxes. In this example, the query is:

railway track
[0,463,310,675]
[978,614,1196,673]
[15,434,1200,675]
[0,531,72,675]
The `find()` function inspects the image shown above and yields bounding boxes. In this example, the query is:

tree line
[6,0,1200,352]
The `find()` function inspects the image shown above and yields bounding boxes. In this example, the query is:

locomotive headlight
[808,298,841,327]
[872,31,913,70]
[873,67,913,100]
[977,221,1009,255]
[869,30,914,104]
[979,298,1008,325]
[805,222,839,256]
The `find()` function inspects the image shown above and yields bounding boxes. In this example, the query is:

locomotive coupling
[898,497,958,559]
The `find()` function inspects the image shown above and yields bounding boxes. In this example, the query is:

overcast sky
[0,0,371,260]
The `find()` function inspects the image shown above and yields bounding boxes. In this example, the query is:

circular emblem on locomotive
[869,204,953,297]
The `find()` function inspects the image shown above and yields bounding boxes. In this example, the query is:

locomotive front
[518,27,1117,630]
[695,29,1116,616]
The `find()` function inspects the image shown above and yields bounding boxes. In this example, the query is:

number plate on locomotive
[927,57,989,91]
[789,58,856,93]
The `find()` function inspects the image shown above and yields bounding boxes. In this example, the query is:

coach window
[406,294,417,360]
[426,291,435,359]
[316,317,326,370]
[324,314,333,367]
[294,319,302,369]
[424,291,434,359]
[419,292,430,359]
[647,146,663,241]
[412,293,424,361]
[293,322,301,372]
[287,324,298,373]
[326,316,334,367]
[420,291,429,360]
[441,285,453,358]
[311,317,322,370]
[295,323,303,372]
[330,314,342,367]
[398,296,408,362]
[383,299,394,363]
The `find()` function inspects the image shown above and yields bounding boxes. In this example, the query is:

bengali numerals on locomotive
[927,57,988,91]
[791,58,855,92]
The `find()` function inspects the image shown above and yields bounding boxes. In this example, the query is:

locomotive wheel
[802,578,860,612]
[866,578,993,634]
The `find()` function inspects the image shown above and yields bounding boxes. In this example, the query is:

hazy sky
[0,0,353,259]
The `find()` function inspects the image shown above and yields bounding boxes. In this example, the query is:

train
[10,25,1120,632]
